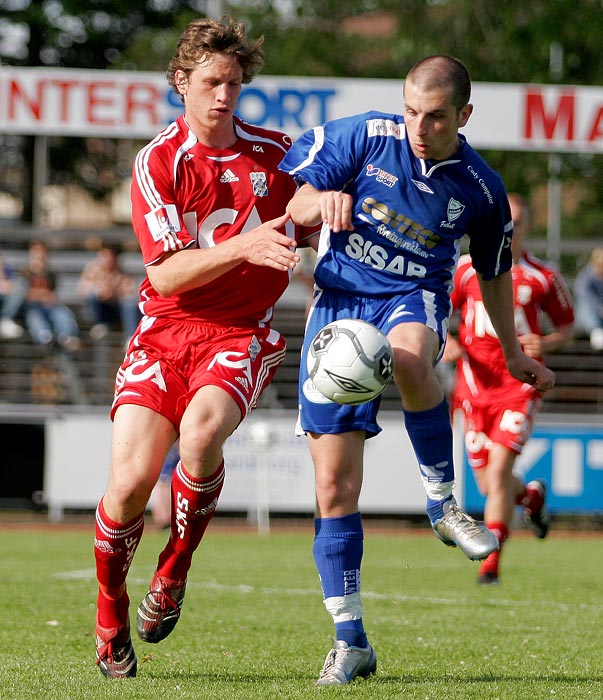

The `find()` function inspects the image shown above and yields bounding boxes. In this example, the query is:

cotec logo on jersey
[361,197,441,249]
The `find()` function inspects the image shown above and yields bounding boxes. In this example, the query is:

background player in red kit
[443,192,575,584]
[93,16,310,678]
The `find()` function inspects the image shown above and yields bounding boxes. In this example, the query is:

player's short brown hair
[167,15,264,95]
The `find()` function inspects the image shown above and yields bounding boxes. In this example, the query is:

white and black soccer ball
[307,318,394,405]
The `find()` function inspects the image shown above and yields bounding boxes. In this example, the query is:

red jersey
[131,115,301,326]
[450,252,574,401]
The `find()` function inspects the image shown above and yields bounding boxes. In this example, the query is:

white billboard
[1,66,603,152]
[43,410,439,521]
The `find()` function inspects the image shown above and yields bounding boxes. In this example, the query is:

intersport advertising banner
[1,66,603,152]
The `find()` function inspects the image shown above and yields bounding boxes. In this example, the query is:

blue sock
[425,493,454,524]
[313,513,367,648]
[335,620,367,648]
[403,399,455,525]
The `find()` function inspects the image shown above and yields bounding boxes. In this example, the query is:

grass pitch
[0,518,601,700]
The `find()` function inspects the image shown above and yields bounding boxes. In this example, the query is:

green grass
[0,521,602,699]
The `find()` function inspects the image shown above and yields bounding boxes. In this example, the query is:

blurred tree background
[1,0,602,264]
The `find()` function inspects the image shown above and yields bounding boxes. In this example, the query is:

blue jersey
[279,111,512,298]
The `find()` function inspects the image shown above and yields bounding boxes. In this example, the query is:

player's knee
[106,472,153,515]
[392,349,432,387]
[316,472,360,514]
[180,392,240,465]
[179,423,226,475]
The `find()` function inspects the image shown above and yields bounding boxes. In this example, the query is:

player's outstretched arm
[148,212,298,297]
[478,271,555,392]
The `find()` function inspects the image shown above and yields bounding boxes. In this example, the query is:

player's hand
[441,335,463,363]
[519,333,543,358]
[317,191,355,233]
[244,212,300,271]
[506,353,555,392]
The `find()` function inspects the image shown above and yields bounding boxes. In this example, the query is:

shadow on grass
[371,673,603,684]
[139,667,603,685]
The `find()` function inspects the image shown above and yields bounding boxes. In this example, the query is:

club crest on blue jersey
[441,197,466,229]
[250,171,268,197]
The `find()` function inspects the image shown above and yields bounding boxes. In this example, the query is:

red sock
[157,460,225,581]
[94,497,144,628]
[479,521,509,576]
[96,589,130,631]
[522,483,543,514]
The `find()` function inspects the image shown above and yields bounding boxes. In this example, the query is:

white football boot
[316,640,377,686]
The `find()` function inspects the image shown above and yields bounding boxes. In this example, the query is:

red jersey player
[443,192,574,584]
[93,17,312,679]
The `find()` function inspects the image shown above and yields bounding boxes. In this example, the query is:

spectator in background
[0,252,26,339]
[6,240,81,352]
[443,192,575,585]
[78,244,141,343]
[573,247,603,350]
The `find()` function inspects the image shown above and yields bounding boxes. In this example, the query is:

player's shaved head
[405,55,471,113]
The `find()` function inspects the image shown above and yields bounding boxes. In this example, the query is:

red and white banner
[1,66,602,152]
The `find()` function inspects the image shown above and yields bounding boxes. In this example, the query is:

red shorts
[452,390,541,469]
[111,316,286,428]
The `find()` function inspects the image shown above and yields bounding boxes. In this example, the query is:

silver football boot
[316,640,377,686]
[433,498,499,561]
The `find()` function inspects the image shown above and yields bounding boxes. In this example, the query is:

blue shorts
[158,441,180,483]
[298,288,451,438]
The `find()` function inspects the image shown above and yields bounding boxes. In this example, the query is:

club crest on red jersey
[250,171,268,197]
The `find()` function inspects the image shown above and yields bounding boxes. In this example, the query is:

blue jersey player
[279,55,555,686]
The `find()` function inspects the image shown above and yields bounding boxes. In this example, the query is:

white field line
[54,568,603,613]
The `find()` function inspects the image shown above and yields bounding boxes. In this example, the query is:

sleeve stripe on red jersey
[135,121,181,208]
[134,122,192,253]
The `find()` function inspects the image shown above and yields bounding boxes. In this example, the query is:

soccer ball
[307,319,394,405]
